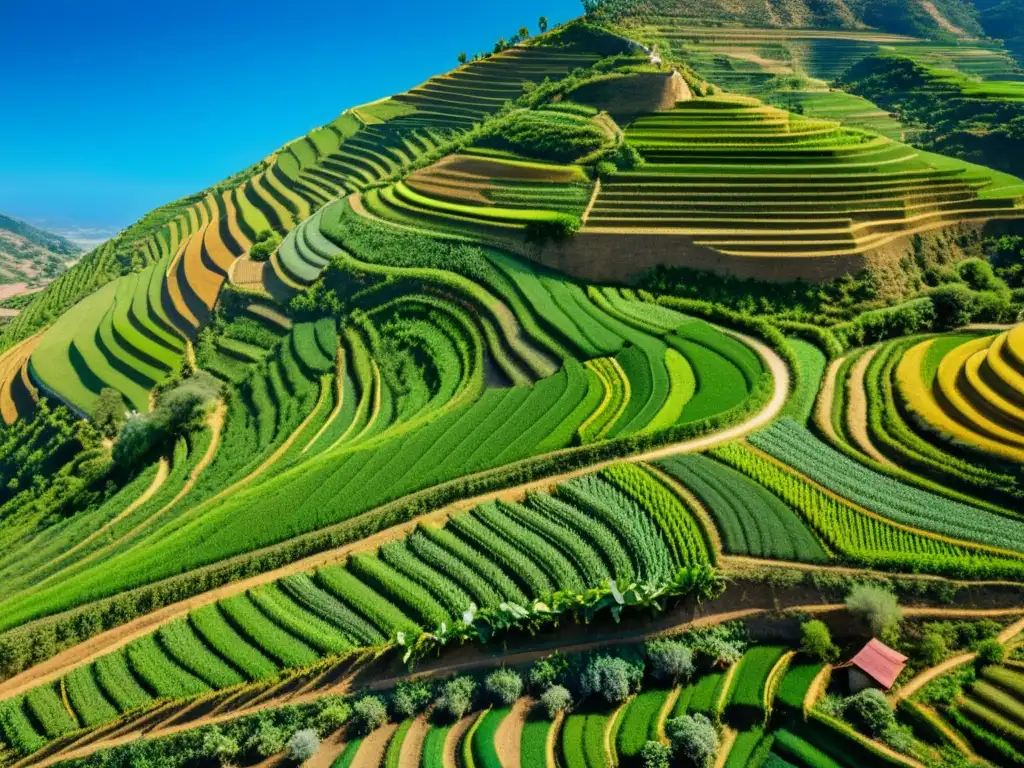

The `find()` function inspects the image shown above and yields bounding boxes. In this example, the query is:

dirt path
[0,330,790,703]
[24,402,227,596]
[657,687,681,740]
[892,614,1024,703]
[919,0,968,35]
[398,716,428,768]
[53,458,171,566]
[814,354,846,443]
[547,712,564,768]
[846,348,895,467]
[352,722,397,768]
[307,729,348,768]
[714,728,737,768]
[495,697,532,768]
[443,713,478,768]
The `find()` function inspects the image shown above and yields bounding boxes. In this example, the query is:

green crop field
[4,4,1024,767]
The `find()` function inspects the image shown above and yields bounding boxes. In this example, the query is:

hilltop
[0,214,80,302]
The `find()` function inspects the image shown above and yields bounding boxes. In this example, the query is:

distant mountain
[0,213,82,297]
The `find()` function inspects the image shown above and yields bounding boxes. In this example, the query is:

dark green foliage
[580,654,644,706]
[800,621,839,664]
[474,109,607,163]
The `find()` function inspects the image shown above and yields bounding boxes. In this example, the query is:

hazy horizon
[0,0,581,238]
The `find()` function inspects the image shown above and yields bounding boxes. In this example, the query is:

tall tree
[457,52,467,64]
[539,16,549,33]
[519,26,530,40]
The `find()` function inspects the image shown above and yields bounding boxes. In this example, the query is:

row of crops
[360,153,594,243]
[912,660,1024,766]
[0,466,712,753]
[586,94,1024,259]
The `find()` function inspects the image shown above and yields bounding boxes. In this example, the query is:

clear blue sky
[0,0,582,234]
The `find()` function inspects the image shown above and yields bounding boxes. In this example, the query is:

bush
[800,621,839,663]
[640,739,672,768]
[529,652,568,692]
[524,216,580,246]
[646,639,695,684]
[846,585,902,642]
[956,258,1000,291]
[485,668,523,706]
[353,696,388,735]
[201,728,239,765]
[541,685,572,719]
[437,676,476,720]
[249,230,281,262]
[845,689,895,736]
[392,681,433,719]
[246,719,286,758]
[665,713,719,767]
[918,632,948,667]
[929,283,975,330]
[580,655,644,706]
[287,729,320,763]
[976,639,1006,667]
[93,388,127,439]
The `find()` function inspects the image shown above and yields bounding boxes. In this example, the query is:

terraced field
[585,94,1024,260]
[5,9,1024,768]
[896,326,1024,464]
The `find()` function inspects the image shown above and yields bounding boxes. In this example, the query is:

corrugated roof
[849,638,908,689]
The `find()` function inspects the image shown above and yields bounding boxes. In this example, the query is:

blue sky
[0,0,582,236]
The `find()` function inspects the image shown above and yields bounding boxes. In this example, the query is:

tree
[494,37,508,54]
[640,740,672,768]
[976,639,1006,667]
[646,639,695,684]
[519,26,530,40]
[800,620,840,663]
[666,713,719,767]
[580,655,643,706]
[928,283,975,330]
[353,696,388,734]
[437,676,476,720]
[539,16,549,33]
[392,681,433,719]
[93,387,127,439]
[287,729,321,764]
[846,585,902,642]
[201,728,239,765]
[485,668,523,706]
[458,52,467,65]
[540,685,572,719]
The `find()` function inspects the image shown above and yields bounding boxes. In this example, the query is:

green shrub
[580,655,644,705]
[800,621,839,664]
[641,740,672,768]
[845,585,902,642]
[529,652,568,692]
[353,696,388,735]
[485,668,523,706]
[845,689,895,737]
[392,681,432,719]
[541,685,572,719]
[977,639,1006,667]
[646,638,695,684]
[287,728,320,763]
[437,676,476,721]
[666,713,719,767]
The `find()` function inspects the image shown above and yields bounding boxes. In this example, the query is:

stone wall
[568,71,689,119]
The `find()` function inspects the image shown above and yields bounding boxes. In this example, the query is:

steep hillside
[0,214,80,300]
[589,0,986,37]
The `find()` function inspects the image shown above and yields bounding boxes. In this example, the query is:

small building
[847,638,908,692]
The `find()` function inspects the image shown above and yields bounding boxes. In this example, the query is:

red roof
[849,638,908,689]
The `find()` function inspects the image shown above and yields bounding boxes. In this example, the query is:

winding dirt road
[0,329,789,704]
